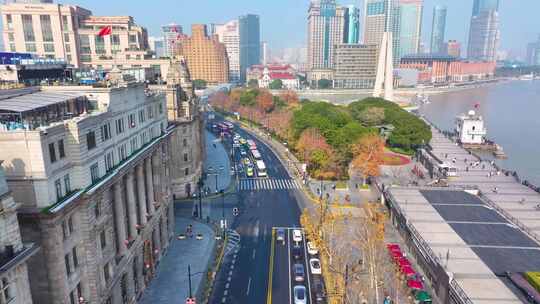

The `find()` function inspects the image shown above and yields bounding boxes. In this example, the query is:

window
[64,174,71,193]
[1,277,13,303]
[138,110,145,123]
[49,143,57,163]
[130,137,138,153]
[183,138,188,147]
[95,35,105,54]
[120,273,128,303]
[90,163,100,182]
[64,33,70,42]
[40,15,54,42]
[67,54,72,62]
[25,43,36,52]
[116,118,125,134]
[111,34,120,52]
[159,103,163,114]
[55,179,62,200]
[185,168,189,176]
[72,247,79,268]
[147,106,153,119]
[59,139,66,158]
[44,43,55,52]
[105,151,114,172]
[129,34,137,44]
[94,201,101,219]
[103,263,110,284]
[79,35,91,54]
[86,131,96,150]
[100,230,107,250]
[101,123,112,141]
[6,14,13,30]
[118,144,127,161]
[128,113,136,128]
[68,216,74,234]
[62,15,69,30]
[65,253,72,276]
[22,15,35,42]
[7,33,14,42]
[183,153,188,162]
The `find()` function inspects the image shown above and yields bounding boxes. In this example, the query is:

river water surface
[421,80,540,186]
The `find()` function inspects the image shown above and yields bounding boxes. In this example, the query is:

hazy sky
[6,0,540,58]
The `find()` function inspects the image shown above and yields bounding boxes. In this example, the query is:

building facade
[0,163,38,304]
[239,14,261,83]
[362,0,393,46]
[161,23,183,59]
[526,36,540,66]
[178,24,229,85]
[344,5,360,44]
[213,20,241,83]
[307,0,346,74]
[430,5,446,54]
[467,0,500,61]
[148,37,165,58]
[333,43,378,89]
[392,0,423,65]
[249,64,299,90]
[0,80,176,304]
[445,40,461,58]
[260,41,268,65]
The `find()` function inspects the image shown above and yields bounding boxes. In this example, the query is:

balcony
[0,243,39,275]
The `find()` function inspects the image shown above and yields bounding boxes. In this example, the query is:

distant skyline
[2,0,539,59]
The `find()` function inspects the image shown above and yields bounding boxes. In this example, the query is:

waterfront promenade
[428,127,540,243]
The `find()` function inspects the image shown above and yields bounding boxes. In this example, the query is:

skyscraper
[239,14,261,83]
[392,0,423,65]
[345,5,360,44]
[214,20,241,83]
[162,23,184,58]
[430,5,447,54]
[307,0,346,81]
[148,36,165,58]
[363,0,393,46]
[467,0,500,61]
[526,35,540,66]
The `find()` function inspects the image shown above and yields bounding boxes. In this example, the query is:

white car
[307,241,318,255]
[293,285,307,304]
[310,258,322,275]
[292,229,303,243]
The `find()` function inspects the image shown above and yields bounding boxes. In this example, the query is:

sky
[5,0,540,59]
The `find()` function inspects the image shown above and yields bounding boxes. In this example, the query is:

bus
[251,149,261,160]
[256,160,267,177]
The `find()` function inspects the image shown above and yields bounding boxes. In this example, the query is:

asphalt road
[208,119,318,304]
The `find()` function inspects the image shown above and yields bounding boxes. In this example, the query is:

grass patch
[388,146,415,156]
[335,181,348,189]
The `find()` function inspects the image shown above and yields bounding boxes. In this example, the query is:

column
[152,228,161,258]
[113,183,128,255]
[125,171,138,238]
[151,152,162,202]
[136,164,148,225]
[145,158,155,214]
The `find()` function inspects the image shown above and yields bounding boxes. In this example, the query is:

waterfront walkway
[428,128,540,243]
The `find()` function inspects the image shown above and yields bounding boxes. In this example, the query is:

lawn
[382,152,411,166]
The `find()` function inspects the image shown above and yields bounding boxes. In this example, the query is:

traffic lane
[272,228,291,304]
[289,230,312,304]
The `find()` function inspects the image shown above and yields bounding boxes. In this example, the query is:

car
[311,277,326,302]
[246,167,254,177]
[310,258,322,275]
[293,263,305,282]
[239,138,247,145]
[292,229,303,243]
[292,244,303,260]
[307,241,318,255]
[240,149,247,156]
[243,158,251,166]
[276,229,285,244]
[293,285,307,304]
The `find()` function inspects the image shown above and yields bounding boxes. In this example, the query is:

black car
[311,276,326,302]
[292,244,303,260]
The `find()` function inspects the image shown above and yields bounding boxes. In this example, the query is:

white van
[256,160,267,177]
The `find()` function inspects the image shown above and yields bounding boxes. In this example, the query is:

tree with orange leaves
[209,91,230,111]
[279,90,300,107]
[351,134,385,184]
[256,89,274,113]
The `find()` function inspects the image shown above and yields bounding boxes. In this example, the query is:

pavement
[204,130,232,194]
[138,204,216,304]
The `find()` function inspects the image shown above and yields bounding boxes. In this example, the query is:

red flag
[98,26,112,37]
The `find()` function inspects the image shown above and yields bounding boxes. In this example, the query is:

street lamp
[187,264,206,301]
[197,177,204,220]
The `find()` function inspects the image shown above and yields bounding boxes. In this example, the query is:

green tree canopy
[269,79,283,90]
[248,79,259,88]
[192,79,207,89]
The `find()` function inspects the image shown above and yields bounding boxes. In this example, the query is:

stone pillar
[152,228,161,258]
[151,152,162,202]
[113,183,128,255]
[145,158,155,214]
[125,171,138,238]
[136,164,148,225]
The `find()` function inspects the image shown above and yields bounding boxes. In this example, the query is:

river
[420,80,540,186]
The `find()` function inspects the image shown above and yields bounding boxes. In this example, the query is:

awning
[415,291,432,302]
[407,279,424,290]
[0,91,85,113]
[400,264,416,276]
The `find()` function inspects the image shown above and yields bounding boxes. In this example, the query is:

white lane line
[222,296,226,303]
[288,229,293,304]
[286,180,293,189]
[294,180,301,189]
[280,179,285,189]
[255,180,259,190]
[246,277,252,295]
[270,179,275,189]
[302,231,314,304]
[252,248,256,260]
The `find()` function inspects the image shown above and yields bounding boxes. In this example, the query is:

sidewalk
[139,205,216,304]
[203,130,231,193]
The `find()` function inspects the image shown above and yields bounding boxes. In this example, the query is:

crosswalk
[225,229,240,256]
[238,178,302,191]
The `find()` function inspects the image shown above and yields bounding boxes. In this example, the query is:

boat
[493,144,508,159]
[520,73,534,81]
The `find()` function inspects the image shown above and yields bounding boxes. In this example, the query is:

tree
[192,79,207,89]
[239,89,258,106]
[256,90,274,112]
[351,134,385,184]
[357,107,385,127]
[229,88,243,103]
[318,78,332,89]
[279,90,300,107]
[248,78,259,88]
[209,91,230,111]
[269,79,283,90]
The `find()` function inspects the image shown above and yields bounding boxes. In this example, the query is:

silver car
[294,285,307,304]
[293,263,305,282]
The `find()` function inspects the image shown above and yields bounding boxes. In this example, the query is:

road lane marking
[302,231,314,304]
[247,277,252,295]
[266,229,276,304]
[287,229,292,304]
[253,249,256,260]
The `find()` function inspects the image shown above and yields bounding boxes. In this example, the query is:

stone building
[333,43,378,89]
[0,163,38,304]
[0,78,176,303]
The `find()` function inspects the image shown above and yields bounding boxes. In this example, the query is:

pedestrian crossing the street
[238,178,302,191]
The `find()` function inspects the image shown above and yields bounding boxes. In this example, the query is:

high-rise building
[430,5,447,53]
[333,43,378,89]
[307,0,346,82]
[213,20,241,83]
[239,14,261,82]
[362,0,393,46]
[467,0,500,61]
[149,36,165,58]
[178,24,229,84]
[344,5,360,44]
[445,40,461,58]
[162,23,184,58]
[4,0,52,3]
[392,0,423,65]
[526,35,540,66]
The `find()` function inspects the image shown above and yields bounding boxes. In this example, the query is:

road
[208,118,324,304]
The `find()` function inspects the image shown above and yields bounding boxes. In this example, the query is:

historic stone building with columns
[0,77,177,303]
